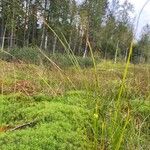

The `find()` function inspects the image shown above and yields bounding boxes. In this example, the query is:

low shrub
[0,48,96,68]
[0,47,41,64]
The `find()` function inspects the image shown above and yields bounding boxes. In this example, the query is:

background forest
[0,0,149,63]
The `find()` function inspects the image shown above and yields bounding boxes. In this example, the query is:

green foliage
[0,49,95,68]
[0,91,149,149]
[78,57,95,68]
[50,53,95,68]
[138,24,150,63]
[0,0,149,63]
[0,61,149,149]
[0,93,93,150]
[0,47,41,64]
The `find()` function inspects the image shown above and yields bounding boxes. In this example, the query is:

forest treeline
[0,0,150,63]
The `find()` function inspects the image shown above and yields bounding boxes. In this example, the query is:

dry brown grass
[0,60,149,98]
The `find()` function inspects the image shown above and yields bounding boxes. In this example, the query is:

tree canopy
[0,0,149,63]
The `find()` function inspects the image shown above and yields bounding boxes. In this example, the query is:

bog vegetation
[0,0,150,150]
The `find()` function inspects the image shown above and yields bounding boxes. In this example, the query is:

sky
[120,0,150,37]
[77,0,150,38]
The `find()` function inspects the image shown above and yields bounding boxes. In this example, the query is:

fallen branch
[8,120,37,132]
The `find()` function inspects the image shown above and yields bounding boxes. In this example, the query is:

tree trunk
[78,35,83,56]
[9,7,14,48]
[114,41,119,63]
[53,35,57,54]
[73,35,78,54]
[1,26,6,51]
[40,25,45,49]
[125,48,128,62]
[10,26,14,48]
[23,0,29,47]
[40,0,48,50]
[83,35,88,58]
[69,30,72,48]
[44,34,48,50]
